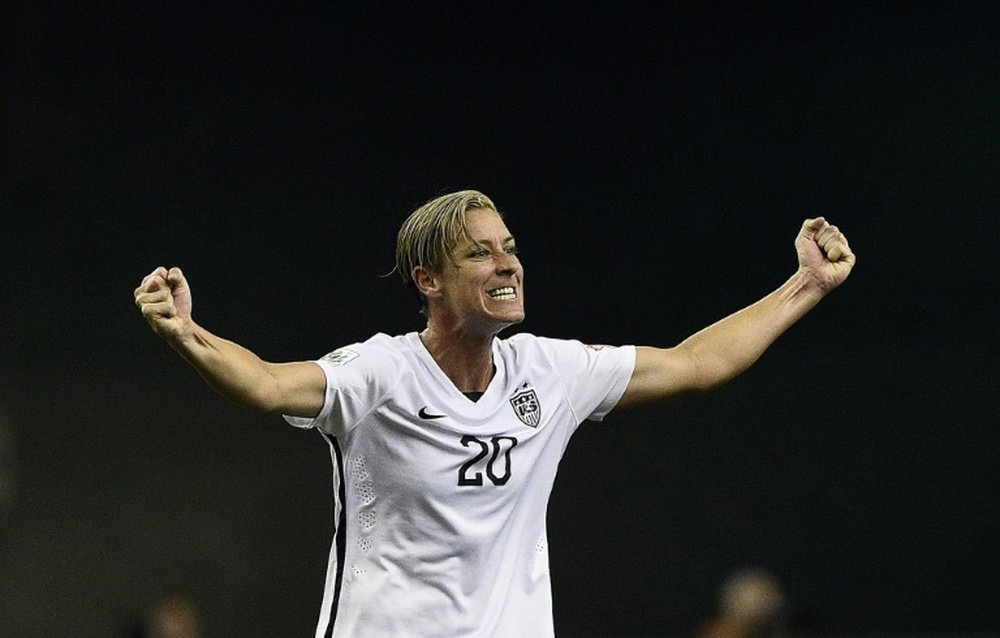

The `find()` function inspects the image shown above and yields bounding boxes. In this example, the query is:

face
[425,207,524,334]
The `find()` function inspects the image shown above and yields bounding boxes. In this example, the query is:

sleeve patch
[322,347,360,366]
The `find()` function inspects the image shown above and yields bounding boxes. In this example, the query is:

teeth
[488,287,516,300]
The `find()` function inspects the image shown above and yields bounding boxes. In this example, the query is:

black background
[1,1,997,635]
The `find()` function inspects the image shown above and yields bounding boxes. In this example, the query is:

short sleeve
[531,337,636,423]
[282,335,401,437]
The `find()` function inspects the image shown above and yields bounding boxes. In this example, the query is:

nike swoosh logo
[418,407,447,420]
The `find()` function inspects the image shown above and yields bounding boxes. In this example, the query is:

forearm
[167,322,286,411]
[622,218,854,406]
[677,269,825,388]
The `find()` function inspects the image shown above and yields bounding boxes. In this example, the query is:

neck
[419,325,496,393]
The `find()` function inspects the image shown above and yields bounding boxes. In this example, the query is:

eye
[505,245,519,255]
[470,248,490,259]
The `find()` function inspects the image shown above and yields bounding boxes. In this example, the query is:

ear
[412,266,441,299]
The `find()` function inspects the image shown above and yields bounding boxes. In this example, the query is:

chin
[498,305,525,322]
[504,312,526,328]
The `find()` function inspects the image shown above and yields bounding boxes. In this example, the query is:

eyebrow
[466,235,516,249]
[479,235,516,245]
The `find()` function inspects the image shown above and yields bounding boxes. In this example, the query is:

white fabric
[285,332,635,637]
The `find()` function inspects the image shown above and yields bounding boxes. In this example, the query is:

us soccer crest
[509,388,541,428]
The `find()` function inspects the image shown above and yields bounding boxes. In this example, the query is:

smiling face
[421,207,524,335]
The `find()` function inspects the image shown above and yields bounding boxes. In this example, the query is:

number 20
[458,435,518,486]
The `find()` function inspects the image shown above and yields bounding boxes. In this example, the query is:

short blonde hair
[394,190,500,314]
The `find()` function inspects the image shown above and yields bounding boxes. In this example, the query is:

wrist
[164,319,200,351]
[783,269,828,306]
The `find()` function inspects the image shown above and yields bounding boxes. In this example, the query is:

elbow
[626,345,745,405]
[681,348,745,393]
[206,380,282,413]
[683,369,729,394]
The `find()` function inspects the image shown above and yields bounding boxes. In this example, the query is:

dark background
[2,1,997,635]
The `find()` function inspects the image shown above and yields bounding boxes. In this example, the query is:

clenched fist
[795,217,856,293]
[134,266,194,342]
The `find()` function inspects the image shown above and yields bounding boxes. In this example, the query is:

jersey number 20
[458,435,519,486]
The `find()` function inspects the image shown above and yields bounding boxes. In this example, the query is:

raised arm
[133,266,326,417]
[619,217,855,406]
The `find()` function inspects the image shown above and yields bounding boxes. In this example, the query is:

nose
[495,251,520,276]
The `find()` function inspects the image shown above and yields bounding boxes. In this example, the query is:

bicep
[263,360,327,418]
[618,345,708,407]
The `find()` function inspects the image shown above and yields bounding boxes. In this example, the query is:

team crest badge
[509,388,541,428]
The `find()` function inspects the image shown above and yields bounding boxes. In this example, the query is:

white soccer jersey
[284,332,635,638]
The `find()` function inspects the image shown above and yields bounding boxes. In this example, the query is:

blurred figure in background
[0,407,15,509]
[698,568,789,638]
[126,594,201,638]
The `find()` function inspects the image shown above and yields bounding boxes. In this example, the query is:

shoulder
[499,331,554,358]
[321,332,413,357]
[502,332,616,356]
[316,332,414,377]
[502,332,635,373]
[499,332,593,366]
